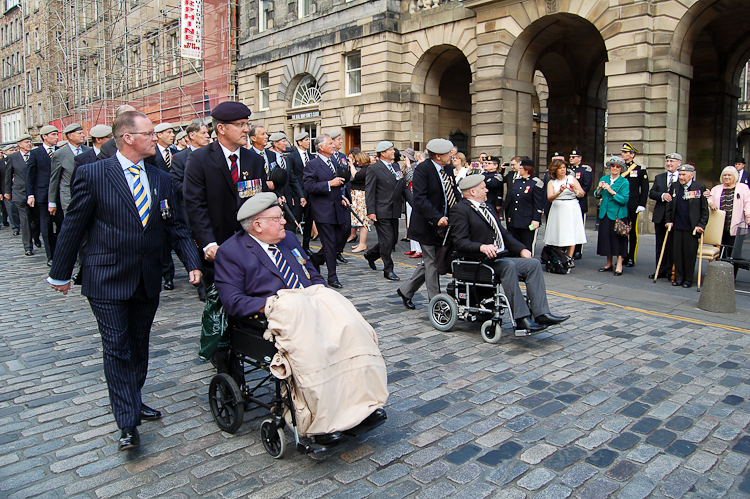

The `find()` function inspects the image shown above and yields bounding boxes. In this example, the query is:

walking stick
[342,195,371,231]
[653,225,671,283]
[697,230,705,292]
[280,200,303,234]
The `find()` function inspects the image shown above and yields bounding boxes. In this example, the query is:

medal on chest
[291,248,310,279]
[237,178,263,198]
[524,185,530,194]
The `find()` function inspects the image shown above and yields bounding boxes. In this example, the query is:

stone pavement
[3,225,750,499]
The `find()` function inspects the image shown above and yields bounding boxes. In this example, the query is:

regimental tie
[326,158,336,175]
[127,165,150,227]
[440,169,457,208]
[75,147,81,156]
[48,147,54,159]
[229,154,239,184]
[667,172,676,189]
[479,203,505,250]
[164,149,171,169]
[386,163,402,180]
[268,244,303,289]
[263,152,270,176]
[23,153,29,164]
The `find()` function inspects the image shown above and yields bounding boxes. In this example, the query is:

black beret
[211,101,252,122]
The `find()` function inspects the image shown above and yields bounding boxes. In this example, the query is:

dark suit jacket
[409,159,459,246]
[98,138,117,160]
[49,156,202,300]
[183,141,269,251]
[214,230,326,318]
[287,148,313,198]
[267,149,304,203]
[171,147,192,211]
[26,146,55,203]
[4,152,28,202]
[75,149,98,169]
[145,148,170,173]
[665,180,709,231]
[648,172,678,225]
[450,198,527,256]
[572,164,593,213]
[365,160,412,219]
[622,162,649,212]
[506,176,545,229]
[740,169,750,187]
[303,155,348,225]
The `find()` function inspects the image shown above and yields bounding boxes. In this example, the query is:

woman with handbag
[594,156,631,275]
[705,166,750,257]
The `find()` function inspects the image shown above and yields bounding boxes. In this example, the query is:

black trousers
[654,221,673,276]
[88,279,160,428]
[311,221,348,282]
[162,238,175,281]
[626,210,640,262]
[28,204,40,244]
[302,204,313,251]
[365,218,399,273]
[39,203,63,260]
[672,229,699,283]
[510,226,535,252]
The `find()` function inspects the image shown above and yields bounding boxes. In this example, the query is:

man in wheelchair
[451,174,570,334]
[214,192,387,447]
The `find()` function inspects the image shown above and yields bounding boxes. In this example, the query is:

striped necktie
[127,165,150,227]
[23,153,29,163]
[268,244,303,289]
[229,154,239,184]
[479,203,505,250]
[326,158,336,175]
[262,151,269,175]
[440,168,457,208]
[48,148,54,159]
[164,148,171,169]
[75,147,81,156]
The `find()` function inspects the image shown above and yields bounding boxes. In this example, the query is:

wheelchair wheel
[429,293,458,331]
[260,419,286,459]
[209,373,244,434]
[480,320,502,344]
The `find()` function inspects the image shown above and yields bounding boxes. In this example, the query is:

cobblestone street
[3,226,750,499]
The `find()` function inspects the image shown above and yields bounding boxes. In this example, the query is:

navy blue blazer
[214,230,326,318]
[409,159,459,246]
[26,146,55,203]
[49,156,202,300]
[183,142,269,251]
[145,149,170,173]
[171,147,192,211]
[302,155,348,225]
[75,149,98,169]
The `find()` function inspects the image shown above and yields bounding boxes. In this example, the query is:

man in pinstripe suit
[47,111,203,451]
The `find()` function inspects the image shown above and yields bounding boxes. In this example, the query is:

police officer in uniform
[735,158,750,186]
[506,158,545,252]
[569,150,593,259]
[620,142,649,267]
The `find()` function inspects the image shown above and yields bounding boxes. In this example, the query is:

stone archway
[411,45,473,157]
[672,0,750,179]
[501,13,608,174]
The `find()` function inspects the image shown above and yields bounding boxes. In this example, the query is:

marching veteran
[214,192,387,446]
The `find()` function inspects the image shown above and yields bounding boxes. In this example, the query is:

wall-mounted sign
[290,111,320,120]
[180,0,203,59]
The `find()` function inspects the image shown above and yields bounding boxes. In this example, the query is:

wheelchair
[208,317,385,458]
[428,256,525,343]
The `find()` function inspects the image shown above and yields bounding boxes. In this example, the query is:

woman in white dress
[544,159,587,262]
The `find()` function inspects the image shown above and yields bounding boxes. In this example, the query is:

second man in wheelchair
[451,174,570,334]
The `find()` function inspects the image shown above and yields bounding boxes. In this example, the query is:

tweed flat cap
[175,130,187,141]
[294,131,309,142]
[40,125,59,135]
[16,134,32,142]
[154,123,174,133]
[63,123,83,134]
[328,130,342,139]
[212,101,252,122]
[269,132,287,142]
[458,174,485,191]
[425,138,453,155]
[90,124,113,138]
[237,192,278,222]
[375,141,394,153]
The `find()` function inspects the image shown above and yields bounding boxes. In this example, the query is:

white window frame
[259,0,268,32]
[345,52,361,97]
[258,73,269,110]
[299,0,310,18]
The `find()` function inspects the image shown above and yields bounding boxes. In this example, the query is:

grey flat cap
[678,164,695,172]
[40,125,59,135]
[426,138,454,155]
[458,174,485,191]
[328,130,341,139]
[666,152,682,161]
[237,192,279,221]
[294,131,309,142]
[154,123,174,133]
[175,130,187,141]
[606,156,626,167]
[90,124,112,138]
[375,141,394,153]
[16,134,32,143]
[269,132,287,142]
[403,147,416,162]
[63,123,83,134]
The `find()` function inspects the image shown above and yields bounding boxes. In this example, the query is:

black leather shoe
[328,280,343,289]
[47,259,53,267]
[24,250,33,256]
[625,259,635,267]
[384,272,400,281]
[365,254,377,271]
[119,427,140,451]
[672,280,683,287]
[343,408,387,436]
[397,289,415,310]
[573,252,582,260]
[73,272,83,285]
[34,239,42,248]
[598,266,613,272]
[12,229,19,236]
[141,404,162,420]
[337,253,348,264]
[163,279,174,290]
[302,246,311,256]
[682,281,692,288]
[515,317,546,334]
[535,313,570,326]
[313,432,347,446]
[197,286,206,302]
[614,270,623,276]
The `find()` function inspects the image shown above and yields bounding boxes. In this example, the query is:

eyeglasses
[225,121,250,130]
[255,215,285,223]
[123,131,156,137]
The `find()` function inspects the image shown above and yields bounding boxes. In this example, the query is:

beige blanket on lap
[263,285,388,436]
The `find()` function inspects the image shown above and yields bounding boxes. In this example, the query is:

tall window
[345,52,361,96]
[259,0,268,32]
[37,102,42,124]
[149,40,158,82]
[35,29,39,51]
[36,67,41,91]
[26,71,31,93]
[169,32,178,76]
[258,73,269,110]
[298,0,311,18]
[131,46,140,88]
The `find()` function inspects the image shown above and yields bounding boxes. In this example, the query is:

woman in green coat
[594,156,630,275]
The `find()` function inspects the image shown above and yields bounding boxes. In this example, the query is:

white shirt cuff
[203,242,218,253]
[28,195,34,199]
[47,277,71,286]
[48,202,57,208]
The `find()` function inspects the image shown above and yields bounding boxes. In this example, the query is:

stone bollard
[698,261,736,313]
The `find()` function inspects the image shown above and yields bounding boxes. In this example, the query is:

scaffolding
[43,0,238,130]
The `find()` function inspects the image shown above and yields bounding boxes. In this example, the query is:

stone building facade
[237,0,750,188]
[0,0,26,142]
[22,0,48,138]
